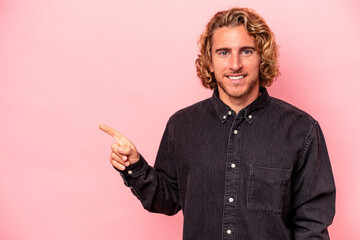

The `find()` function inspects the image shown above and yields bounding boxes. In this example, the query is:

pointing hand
[99,124,140,171]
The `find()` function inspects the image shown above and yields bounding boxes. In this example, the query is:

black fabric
[119,87,335,240]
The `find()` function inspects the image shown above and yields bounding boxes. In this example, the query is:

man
[100,7,335,239]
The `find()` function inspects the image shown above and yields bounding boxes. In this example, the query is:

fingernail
[125,161,130,166]
[122,156,127,161]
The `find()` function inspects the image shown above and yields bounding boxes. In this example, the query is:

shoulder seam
[295,121,319,171]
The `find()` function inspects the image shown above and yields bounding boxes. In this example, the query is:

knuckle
[111,159,118,166]
[111,143,119,150]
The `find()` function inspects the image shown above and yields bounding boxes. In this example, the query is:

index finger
[99,124,124,143]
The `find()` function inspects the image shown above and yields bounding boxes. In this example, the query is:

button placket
[223,120,241,240]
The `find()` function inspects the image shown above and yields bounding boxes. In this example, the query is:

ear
[209,62,214,73]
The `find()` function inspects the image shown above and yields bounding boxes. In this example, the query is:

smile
[227,75,246,80]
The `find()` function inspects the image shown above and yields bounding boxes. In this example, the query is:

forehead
[211,25,256,49]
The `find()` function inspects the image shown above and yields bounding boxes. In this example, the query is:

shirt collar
[211,87,271,123]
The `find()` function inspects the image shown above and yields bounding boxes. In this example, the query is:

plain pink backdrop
[1,0,359,239]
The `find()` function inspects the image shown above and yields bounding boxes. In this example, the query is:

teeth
[228,75,245,80]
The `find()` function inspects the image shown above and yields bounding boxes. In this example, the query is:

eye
[241,49,254,56]
[219,51,229,56]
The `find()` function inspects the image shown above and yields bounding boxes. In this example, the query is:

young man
[100,8,335,239]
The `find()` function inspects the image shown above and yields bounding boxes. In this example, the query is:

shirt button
[228,111,232,115]
[227,229,232,234]
[248,114,253,119]
[128,170,133,175]
[223,115,227,119]
[229,198,234,202]
[231,163,236,168]
[233,129,238,135]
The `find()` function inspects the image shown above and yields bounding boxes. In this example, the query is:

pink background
[1,0,359,239]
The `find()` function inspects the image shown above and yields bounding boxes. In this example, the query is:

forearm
[118,155,181,216]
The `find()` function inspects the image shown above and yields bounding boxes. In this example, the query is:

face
[209,25,261,108]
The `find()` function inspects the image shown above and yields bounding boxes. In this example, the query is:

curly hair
[195,8,280,89]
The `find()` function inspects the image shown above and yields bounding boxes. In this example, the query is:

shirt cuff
[115,154,148,186]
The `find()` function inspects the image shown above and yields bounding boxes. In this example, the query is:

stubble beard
[217,76,258,100]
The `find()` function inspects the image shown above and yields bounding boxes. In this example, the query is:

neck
[218,87,260,114]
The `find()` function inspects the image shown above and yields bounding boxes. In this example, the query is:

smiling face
[210,25,261,111]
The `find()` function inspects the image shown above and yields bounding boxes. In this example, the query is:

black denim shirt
[119,87,335,240]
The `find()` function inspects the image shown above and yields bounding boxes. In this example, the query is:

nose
[230,55,242,71]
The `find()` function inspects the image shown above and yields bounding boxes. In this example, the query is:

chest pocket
[247,165,292,214]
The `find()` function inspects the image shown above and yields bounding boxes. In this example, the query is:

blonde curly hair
[195,8,280,89]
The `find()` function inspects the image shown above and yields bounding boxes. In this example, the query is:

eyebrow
[214,46,257,53]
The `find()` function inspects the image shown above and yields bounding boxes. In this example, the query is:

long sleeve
[292,122,336,239]
[119,119,182,216]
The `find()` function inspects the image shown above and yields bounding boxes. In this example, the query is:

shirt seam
[295,121,318,171]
